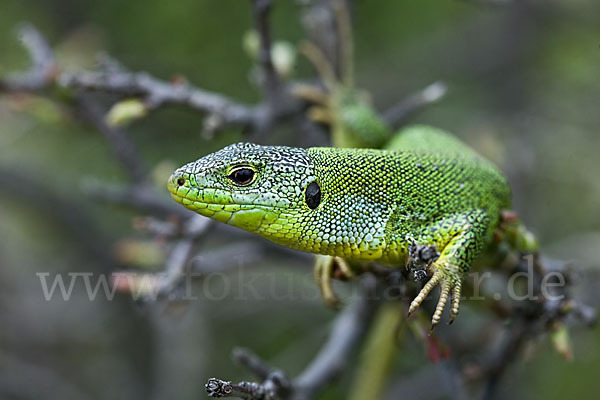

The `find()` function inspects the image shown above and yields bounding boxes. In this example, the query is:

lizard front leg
[408,210,490,328]
[314,254,356,308]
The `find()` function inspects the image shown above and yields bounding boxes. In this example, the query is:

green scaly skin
[168,125,513,326]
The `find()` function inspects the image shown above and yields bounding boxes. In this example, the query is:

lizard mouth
[168,177,250,210]
[167,172,288,231]
[167,172,282,213]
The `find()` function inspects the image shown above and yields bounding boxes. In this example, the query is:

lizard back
[304,146,510,263]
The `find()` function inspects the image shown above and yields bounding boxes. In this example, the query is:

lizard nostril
[176,177,186,187]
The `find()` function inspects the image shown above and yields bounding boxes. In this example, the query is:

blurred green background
[1,0,599,399]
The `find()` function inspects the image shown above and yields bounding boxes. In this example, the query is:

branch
[233,347,285,382]
[293,275,378,399]
[0,24,56,91]
[76,93,148,183]
[205,348,291,399]
[204,275,380,400]
[59,69,263,127]
[82,180,192,218]
[383,81,448,129]
[0,24,272,132]
[470,254,596,399]
[112,216,208,301]
[479,319,530,400]
[206,378,278,400]
[250,0,281,106]
[571,300,598,327]
[1,26,148,184]
[152,216,211,297]
[299,0,343,81]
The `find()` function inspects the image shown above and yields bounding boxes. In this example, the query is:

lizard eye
[228,167,255,186]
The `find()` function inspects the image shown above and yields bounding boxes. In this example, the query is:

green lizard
[167,125,536,327]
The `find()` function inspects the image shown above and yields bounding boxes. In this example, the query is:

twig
[206,378,276,399]
[292,274,379,400]
[76,93,148,183]
[2,25,147,184]
[82,180,192,218]
[154,215,211,298]
[299,0,342,81]
[297,42,337,91]
[133,216,181,237]
[204,348,291,399]
[333,0,354,88]
[1,23,314,139]
[112,216,212,301]
[571,300,598,327]
[0,24,269,132]
[203,275,380,400]
[251,0,281,106]
[233,347,279,381]
[59,69,263,127]
[383,81,448,129]
[475,254,580,400]
[0,24,56,91]
[479,320,530,400]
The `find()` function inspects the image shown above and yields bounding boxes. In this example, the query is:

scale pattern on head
[168,143,318,242]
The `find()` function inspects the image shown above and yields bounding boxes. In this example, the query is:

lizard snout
[167,170,189,196]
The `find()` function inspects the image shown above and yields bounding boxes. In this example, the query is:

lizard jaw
[167,171,289,231]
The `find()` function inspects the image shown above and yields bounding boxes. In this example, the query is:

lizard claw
[449,280,462,324]
[408,271,463,329]
[313,255,355,309]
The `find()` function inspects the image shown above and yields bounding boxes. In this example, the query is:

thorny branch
[205,276,380,400]
[0,24,274,133]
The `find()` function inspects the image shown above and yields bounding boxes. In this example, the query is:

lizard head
[168,142,319,243]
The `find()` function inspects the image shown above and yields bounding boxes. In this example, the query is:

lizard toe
[409,271,463,329]
[431,282,451,330]
[408,273,441,316]
[449,280,462,324]
[314,255,350,309]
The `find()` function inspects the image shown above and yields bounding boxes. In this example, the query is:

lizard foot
[408,270,462,330]
[313,255,356,309]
